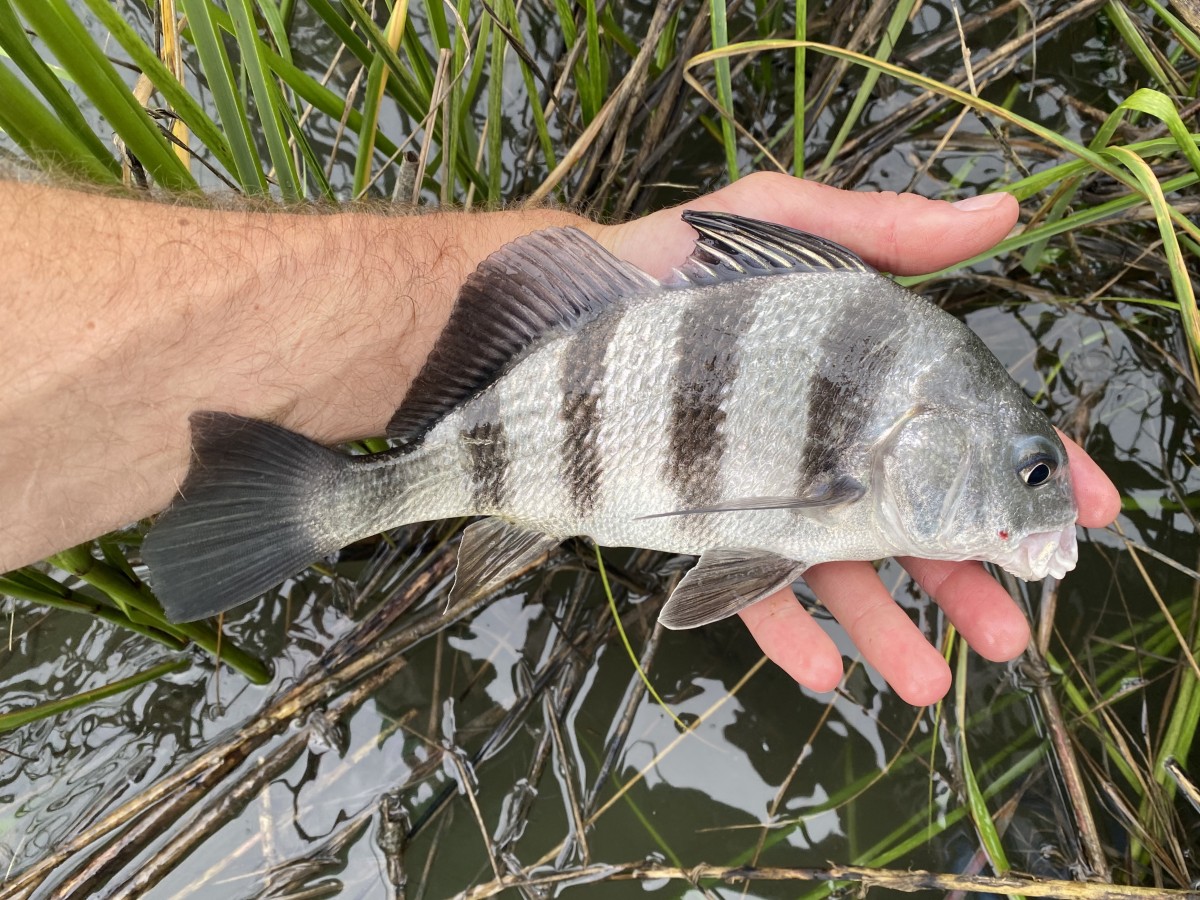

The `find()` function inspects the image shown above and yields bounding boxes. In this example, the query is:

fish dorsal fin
[388,227,658,446]
[676,210,875,284]
[658,548,806,630]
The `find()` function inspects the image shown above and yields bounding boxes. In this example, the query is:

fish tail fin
[143,411,353,622]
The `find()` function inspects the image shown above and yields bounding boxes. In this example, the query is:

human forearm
[0,181,588,570]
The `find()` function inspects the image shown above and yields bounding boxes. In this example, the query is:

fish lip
[991,523,1079,581]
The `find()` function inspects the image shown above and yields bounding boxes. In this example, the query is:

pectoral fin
[658,549,806,630]
[449,517,562,604]
[636,474,864,520]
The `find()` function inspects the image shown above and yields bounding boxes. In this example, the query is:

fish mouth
[992,524,1079,581]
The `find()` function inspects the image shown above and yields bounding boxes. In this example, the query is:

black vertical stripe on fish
[799,303,902,483]
[462,395,509,511]
[665,294,759,507]
[388,228,656,446]
[560,309,625,517]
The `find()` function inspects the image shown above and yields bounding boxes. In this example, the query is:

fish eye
[1013,435,1061,488]
[1020,457,1055,486]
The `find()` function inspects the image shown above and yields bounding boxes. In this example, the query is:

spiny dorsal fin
[677,210,874,283]
[388,227,657,446]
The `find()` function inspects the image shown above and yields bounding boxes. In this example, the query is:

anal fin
[449,517,561,604]
[658,549,805,630]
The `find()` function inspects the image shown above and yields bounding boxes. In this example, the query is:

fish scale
[143,212,1079,626]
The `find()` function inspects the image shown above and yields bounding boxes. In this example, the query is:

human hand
[591,173,1122,705]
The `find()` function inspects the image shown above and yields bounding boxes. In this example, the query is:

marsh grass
[0,0,1198,895]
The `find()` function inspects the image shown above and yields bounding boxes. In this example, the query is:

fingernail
[952,192,1007,212]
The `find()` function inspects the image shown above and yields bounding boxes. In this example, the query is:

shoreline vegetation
[0,0,1197,896]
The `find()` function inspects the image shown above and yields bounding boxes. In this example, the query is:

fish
[142,211,1078,626]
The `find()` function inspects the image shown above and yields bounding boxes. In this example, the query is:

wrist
[264,204,592,442]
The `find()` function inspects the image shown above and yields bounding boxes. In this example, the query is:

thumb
[592,172,1019,279]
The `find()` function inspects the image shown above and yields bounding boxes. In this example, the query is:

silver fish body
[144,212,1078,625]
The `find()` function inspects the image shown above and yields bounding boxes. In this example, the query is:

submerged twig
[1024,576,1112,881]
[458,860,1199,899]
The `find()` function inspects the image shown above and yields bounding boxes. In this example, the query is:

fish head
[872,406,1077,580]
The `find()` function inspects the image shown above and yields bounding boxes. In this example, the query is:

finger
[1056,429,1120,528]
[804,561,952,706]
[898,558,1030,662]
[738,586,843,692]
[595,172,1019,278]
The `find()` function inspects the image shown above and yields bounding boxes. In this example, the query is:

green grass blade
[48,544,271,683]
[1105,144,1200,383]
[443,0,472,202]
[552,0,577,49]
[486,15,506,203]
[582,0,603,122]
[1157,662,1200,795]
[0,62,120,182]
[708,0,739,179]
[401,8,437,98]
[257,36,406,167]
[1142,0,1200,58]
[1114,89,1200,178]
[354,54,391,197]
[270,0,485,196]
[954,640,1019,898]
[793,0,806,174]
[1104,0,1182,93]
[423,0,451,49]
[179,0,267,193]
[818,0,916,174]
[901,168,1197,285]
[339,0,425,118]
[0,657,191,735]
[342,0,493,196]
[255,0,293,63]
[0,0,118,171]
[0,572,188,646]
[228,0,301,200]
[1018,179,1085,274]
[1023,90,1200,273]
[462,2,491,112]
[689,40,1193,230]
[277,91,335,201]
[654,8,678,70]
[351,0,409,198]
[593,545,686,732]
[3,567,69,597]
[12,0,196,191]
[197,0,411,172]
[458,0,491,201]
[1001,134,1200,200]
[498,0,556,173]
[307,0,374,64]
[835,746,1044,892]
[599,5,637,59]
[78,0,237,179]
